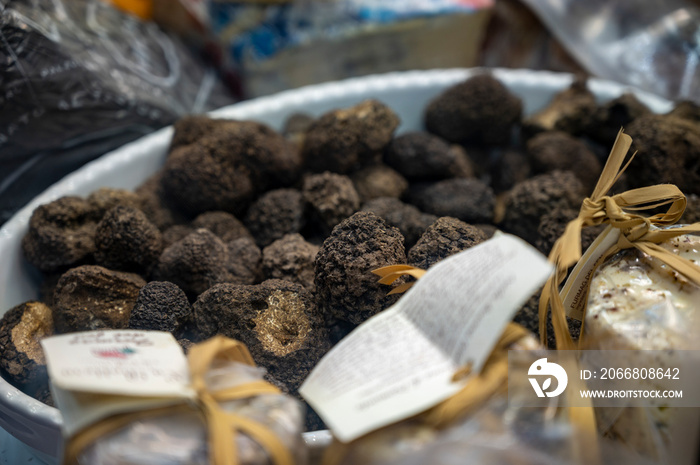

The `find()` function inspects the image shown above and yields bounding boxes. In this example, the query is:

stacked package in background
[204,0,492,98]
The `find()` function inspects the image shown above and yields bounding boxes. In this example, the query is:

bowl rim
[0,67,673,457]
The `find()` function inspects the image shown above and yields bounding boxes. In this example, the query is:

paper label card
[41,330,191,397]
[300,232,553,442]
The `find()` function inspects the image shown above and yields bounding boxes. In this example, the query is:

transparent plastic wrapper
[325,328,548,465]
[522,0,700,104]
[0,0,234,224]
[76,360,308,465]
[329,329,655,465]
[584,232,700,464]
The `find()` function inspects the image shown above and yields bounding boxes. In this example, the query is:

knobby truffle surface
[424,74,522,146]
[94,206,163,273]
[314,212,406,326]
[128,281,192,335]
[350,164,408,202]
[500,171,585,245]
[152,229,233,297]
[405,178,495,225]
[245,189,306,248]
[407,217,487,270]
[193,280,329,394]
[302,172,360,233]
[384,131,474,181]
[53,265,146,333]
[302,99,400,173]
[0,302,53,394]
[22,196,98,272]
[362,197,437,249]
[262,234,319,292]
[526,131,601,190]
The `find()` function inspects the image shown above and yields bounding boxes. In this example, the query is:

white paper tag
[42,330,194,437]
[41,330,191,397]
[299,232,553,442]
[561,225,620,321]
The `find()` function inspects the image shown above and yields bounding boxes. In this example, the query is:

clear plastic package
[584,233,700,464]
[76,361,308,465]
[522,0,700,103]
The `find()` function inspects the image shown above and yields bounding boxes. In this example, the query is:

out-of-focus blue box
[208,0,493,98]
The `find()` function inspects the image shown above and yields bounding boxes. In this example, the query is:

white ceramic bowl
[0,68,673,461]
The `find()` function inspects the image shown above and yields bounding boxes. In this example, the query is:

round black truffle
[302,172,360,234]
[407,217,487,270]
[302,99,400,173]
[384,131,474,181]
[405,178,495,225]
[22,196,98,273]
[314,212,406,326]
[350,164,408,202]
[192,211,251,243]
[94,206,163,273]
[152,229,233,297]
[362,197,437,249]
[526,131,601,190]
[129,281,192,335]
[424,74,522,146]
[262,234,319,292]
[226,237,263,285]
[626,115,700,195]
[245,188,306,248]
[499,171,585,245]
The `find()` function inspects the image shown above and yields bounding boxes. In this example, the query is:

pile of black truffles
[4,73,699,430]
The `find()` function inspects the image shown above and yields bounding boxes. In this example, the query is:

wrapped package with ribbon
[41,331,307,465]
[540,130,700,464]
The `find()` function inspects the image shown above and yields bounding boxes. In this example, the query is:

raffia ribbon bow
[540,129,700,350]
[64,336,294,465]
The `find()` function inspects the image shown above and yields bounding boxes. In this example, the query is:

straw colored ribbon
[64,336,294,465]
[539,129,700,351]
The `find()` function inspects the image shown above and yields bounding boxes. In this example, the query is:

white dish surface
[0,68,673,458]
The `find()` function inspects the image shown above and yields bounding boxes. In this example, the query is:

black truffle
[526,131,601,190]
[585,93,651,146]
[193,280,330,394]
[625,115,700,195]
[244,188,306,248]
[302,100,400,173]
[128,281,192,335]
[361,197,437,249]
[162,121,301,216]
[499,171,586,245]
[384,131,474,181]
[681,193,700,224]
[490,149,531,194]
[22,196,98,273]
[192,211,251,243]
[668,100,700,123]
[0,302,53,397]
[405,178,495,225]
[94,206,163,273]
[87,188,144,218]
[226,237,263,285]
[314,212,406,326]
[302,172,360,234]
[169,115,222,150]
[424,74,522,146]
[262,234,319,292]
[522,77,597,137]
[407,217,488,270]
[53,265,146,333]
[152,229,232,297]
[535,207,605,256]
[135,172,189,231]
[350,164,408,202]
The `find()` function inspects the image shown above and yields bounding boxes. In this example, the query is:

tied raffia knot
[540,129,700,351]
